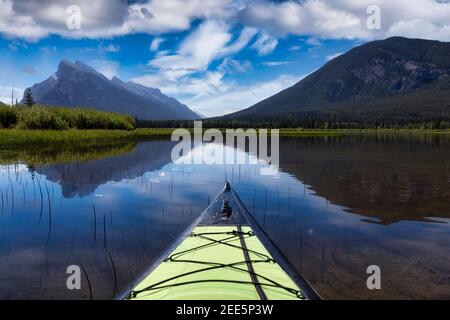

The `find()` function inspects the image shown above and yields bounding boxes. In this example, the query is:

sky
[0,0,450,116]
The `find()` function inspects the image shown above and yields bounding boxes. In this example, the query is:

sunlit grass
[0,128,175,146]
[1,127,449,148]
[0,143,136,165]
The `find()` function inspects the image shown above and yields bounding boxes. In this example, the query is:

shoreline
[1,128,450,146]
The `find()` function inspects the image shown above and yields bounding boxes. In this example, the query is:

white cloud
[0,0,235,40]
[387,18,450,41]
[103,43,120,52]
[0,0,129,40]
[218,26,258,56]
[134,34,304,117]
[7,39,28,51]
[133,70,303,117]
[147,20,232,81]
[0,85,24,105]
[240,0,450,41]
[0,0,48,40]
[252,32,278,55]
[124,0,235,35]
[289,45,302,51]
[240,0,365,38]
[131,20,261,116]
[263,61,291,67]
[90,60,119,79]
[305,37,323,46]
[218,58,252,74]
[1,0,450,42]
[150,37,165,51]
[133,20,256,88]
[326,52,343,61]
[184,74,305,117]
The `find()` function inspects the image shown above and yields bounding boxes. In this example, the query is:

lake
[0,134,449,299]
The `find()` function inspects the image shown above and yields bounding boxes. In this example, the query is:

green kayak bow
[117,182,320,300]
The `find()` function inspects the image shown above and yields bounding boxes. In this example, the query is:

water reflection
[0,135,449,300]
[278,135,450,224]
[35,141,177,198]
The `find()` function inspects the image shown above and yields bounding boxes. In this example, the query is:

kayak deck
[128,226,303,300]
[120,182,318,300]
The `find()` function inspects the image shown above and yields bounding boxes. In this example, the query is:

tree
[23,89,35,107]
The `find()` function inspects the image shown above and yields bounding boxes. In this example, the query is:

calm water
[0,135,449,300]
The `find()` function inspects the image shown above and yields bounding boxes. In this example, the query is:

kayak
[117,182,320,300]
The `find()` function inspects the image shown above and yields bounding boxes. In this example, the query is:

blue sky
[1,0,450,116]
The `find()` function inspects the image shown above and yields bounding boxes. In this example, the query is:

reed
[0,105,135,130]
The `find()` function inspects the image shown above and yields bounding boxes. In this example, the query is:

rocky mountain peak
[23,60,200,120]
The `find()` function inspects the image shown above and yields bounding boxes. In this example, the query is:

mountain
[23,60,199,120]
[221,37,450,123]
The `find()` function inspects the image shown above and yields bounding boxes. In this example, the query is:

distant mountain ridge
[23,60,199,120]
[221,37,450,123]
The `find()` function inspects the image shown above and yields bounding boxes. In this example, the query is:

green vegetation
[277,129,342,136]
[23,88,35,107]
[0,126,449,168]
[0,104,17,128]
[0,102,449,149]
[0,128,177,146]
[0,105,135,130]
[277,128,450,136]
[0,142,136,165]
[2,127,449,148]
[0,128,177,165]
[137,117,450,130]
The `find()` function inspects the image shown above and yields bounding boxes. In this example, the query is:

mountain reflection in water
[278,135,450,224]
[35,141,177,198]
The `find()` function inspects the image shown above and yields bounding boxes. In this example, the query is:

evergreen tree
[23,89,35,107]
